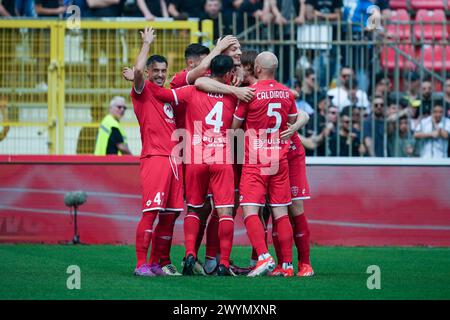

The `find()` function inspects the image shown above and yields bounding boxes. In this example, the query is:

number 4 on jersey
[205,101,224,133]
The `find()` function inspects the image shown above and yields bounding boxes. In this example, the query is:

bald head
[254,51,278,79]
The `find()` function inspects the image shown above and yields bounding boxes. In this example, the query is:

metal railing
[0,19,213,155]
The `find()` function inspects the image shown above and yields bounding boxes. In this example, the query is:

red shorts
[140,156,184,212]
[288,153,311,200]
[239,160,291,207]
[185,163,235,208]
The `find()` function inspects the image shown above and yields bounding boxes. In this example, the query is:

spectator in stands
[136,0,169,20]
[351,0,390,33]
[443,76,450,119]
[363,95,387,157]
[199,0,222,38]
[86,0,124,17]
[372,71,391,99]
[303,93,330,155]
[305,0,342,21]
[167,0,205,19]
[419,77,433,117]
[306,103,338,156]
[329,108,366,157]
[35,0,66,17]
[342,105,364,133]
[94,96,132,155]
[0,0,16,16]
[414,103,450,159]
[388,115,415,157]
[403,71,421,118]
[327,66,370,113]
[15,0,37,16]
[300,67,322,111]
[305,0,343,88]
[0,97,10,143]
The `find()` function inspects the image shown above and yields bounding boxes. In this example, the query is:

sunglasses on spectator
[341,74,352,78]
[117,105,127,110]
[328,110,337,114]
[374,103,384,107]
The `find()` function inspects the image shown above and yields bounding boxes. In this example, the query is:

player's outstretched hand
[140,27,155,45]
[215,35,238,52]
[280,122,297,140]
[122,67,134,82]
[233,87,255,102]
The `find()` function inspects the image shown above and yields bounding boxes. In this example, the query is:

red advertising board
[0,156,449,246]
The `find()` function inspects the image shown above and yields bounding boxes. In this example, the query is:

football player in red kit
[232,52,298,277]
[131,27,184,277]
[148,55,254,276]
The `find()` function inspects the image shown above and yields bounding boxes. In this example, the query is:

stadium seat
[422,45,450,71]
[414,10,448,41]
[389,0,410,10]
[386,10,411,40]
[380,45,416,70]
[410,0,446,10]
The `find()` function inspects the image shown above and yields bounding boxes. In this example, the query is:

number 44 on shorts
[146,192,165,207]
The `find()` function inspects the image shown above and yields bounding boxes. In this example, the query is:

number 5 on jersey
[267,103,282,133]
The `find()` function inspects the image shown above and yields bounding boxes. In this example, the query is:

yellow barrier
[0,19,214,155]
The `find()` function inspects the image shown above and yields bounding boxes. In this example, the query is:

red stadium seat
[414,10,448,40]
[410,0,446,10]
[422,45,450,71]
[386,10,411,40]
[390,0,409,9]
[380,45,416,70]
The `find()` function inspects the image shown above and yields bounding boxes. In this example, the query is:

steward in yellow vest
[94,96,132,155]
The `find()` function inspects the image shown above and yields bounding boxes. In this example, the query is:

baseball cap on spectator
[404,71,420,82]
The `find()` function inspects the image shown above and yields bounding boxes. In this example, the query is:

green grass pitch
[1,245,450,300]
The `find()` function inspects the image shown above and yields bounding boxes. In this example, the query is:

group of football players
[126,27,314,277]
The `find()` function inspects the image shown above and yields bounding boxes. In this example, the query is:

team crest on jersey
[163,103,174,119]
[291,186,299,197]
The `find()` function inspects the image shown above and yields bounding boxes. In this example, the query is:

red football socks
[218,215,234,268]
[271,224,283,266]
[205,212,220,260]
[292,214,311,265]
[274,215,293,264]
[184,212,200,258]
[150,212,179,266]
[135,211,157,267]
[244,214,268,257]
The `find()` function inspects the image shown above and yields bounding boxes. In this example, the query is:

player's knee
[288,200,304,217]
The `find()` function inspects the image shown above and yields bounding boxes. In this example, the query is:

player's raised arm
[186,35,239,84]
[194,77,255,102]
[281,109,310,140]
[134,27,155,93]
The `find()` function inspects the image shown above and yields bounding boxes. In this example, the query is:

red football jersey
[169,69,189,129]
[130,80,178,159]
[288,132,306,159]
[173,86,239,164]
[234,79,298,166]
